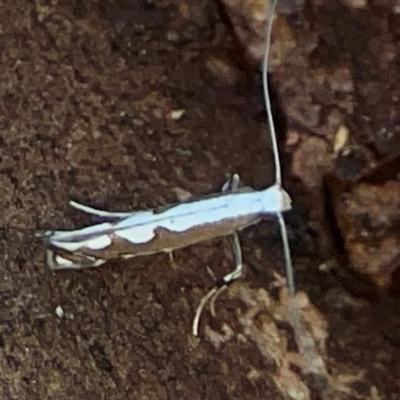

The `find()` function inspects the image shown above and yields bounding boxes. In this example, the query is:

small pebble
[167,109,186,121]
[333,125,350,155]
[55,305,64,319]
[166,30,180,42]
[133,118,144,127]
[92,130,101,139]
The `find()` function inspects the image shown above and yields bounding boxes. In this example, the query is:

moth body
[37,183,291,270]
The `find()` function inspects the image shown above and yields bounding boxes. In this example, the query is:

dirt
[0,0,400,399]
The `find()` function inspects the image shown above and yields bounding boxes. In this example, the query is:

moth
[37,177,291,270]
[37,173,291,334]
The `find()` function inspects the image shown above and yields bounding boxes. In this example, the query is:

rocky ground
[0,0,400,399]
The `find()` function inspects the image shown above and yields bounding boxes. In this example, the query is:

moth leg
[221,173,240,193]
[167,251,180,272]
[192,232,244,336]
[193,174,245,336]
[210,232,243,316]
[206,266,217,280]
[192,286,218,337]
[46,249,106,270]
[209,173,242,314]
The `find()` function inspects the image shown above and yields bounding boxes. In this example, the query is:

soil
[1,0,400,399]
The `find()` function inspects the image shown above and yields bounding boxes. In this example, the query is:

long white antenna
[262,0,295,296]
[262,0,281,187]
[263,4,321,379]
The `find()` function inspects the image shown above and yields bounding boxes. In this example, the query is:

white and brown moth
[37,179,291,270]
[37,174,292,335]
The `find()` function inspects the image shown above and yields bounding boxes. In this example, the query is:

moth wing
[37,208,156,250]
[36,221,113,242]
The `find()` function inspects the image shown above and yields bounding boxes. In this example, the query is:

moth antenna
[262,0,295,296]
[263,0,281,187]
[278,212,295,296]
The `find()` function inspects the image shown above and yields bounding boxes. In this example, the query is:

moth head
[261,184,292,213]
